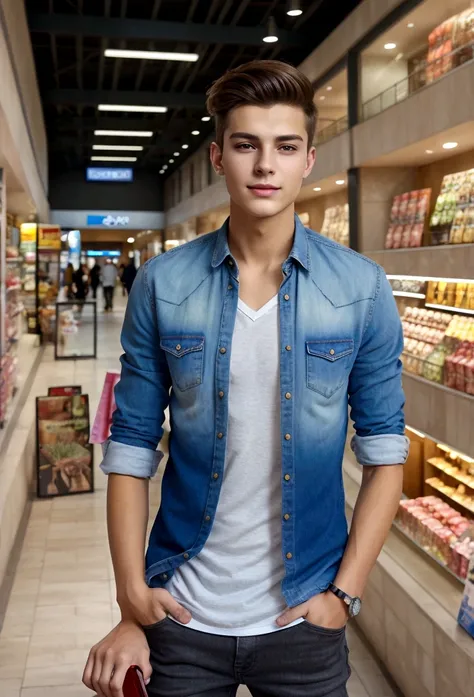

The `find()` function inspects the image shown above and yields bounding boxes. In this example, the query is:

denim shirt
[101,215,409,607]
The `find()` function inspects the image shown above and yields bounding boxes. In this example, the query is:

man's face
[210,104,315,219]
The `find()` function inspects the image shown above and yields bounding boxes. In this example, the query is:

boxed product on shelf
[426,9,474,85]
[396,495,474,579]
[385,188,431,249]
[430,169,474,245]
[320,204,349,246]
[390,278,426,295]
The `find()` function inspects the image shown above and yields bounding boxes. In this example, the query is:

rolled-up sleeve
[348,267,409,466]
[100,262,171,478]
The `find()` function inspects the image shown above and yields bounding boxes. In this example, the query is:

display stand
[54,301,97,360]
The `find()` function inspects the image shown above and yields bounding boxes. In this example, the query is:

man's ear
[303,146,316,180]
[210,141,225,175]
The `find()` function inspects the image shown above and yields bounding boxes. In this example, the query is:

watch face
[349,597,362,618]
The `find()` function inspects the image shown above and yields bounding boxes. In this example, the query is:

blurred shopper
[72,264,88,302]
[118,262,126,296]
[84,61,408,697]
[64,262,74,299]
[102,259,118,312]
[121,259,137,296]
[89,261,101,299]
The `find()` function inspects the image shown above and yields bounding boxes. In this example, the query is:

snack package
[385,225,396,249]
[392,225,404,249]
[409,223,424,247]
[401,225,412,248]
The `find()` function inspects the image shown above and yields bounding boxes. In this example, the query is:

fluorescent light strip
[90,156,137,161]
[93,144,143,151]
[392,291,426,299]
[387,274,474,284]
[425,303,474,316]
[98,104,168,113]
[105,48,199,62]
[94,129,153,137]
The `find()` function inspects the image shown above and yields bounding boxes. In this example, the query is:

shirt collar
[211,214,310,272]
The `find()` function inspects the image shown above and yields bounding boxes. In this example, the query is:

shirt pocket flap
[160,336,205,358]
[306,339,354,362]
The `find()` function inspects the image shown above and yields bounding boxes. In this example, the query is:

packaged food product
[409,223,424,247]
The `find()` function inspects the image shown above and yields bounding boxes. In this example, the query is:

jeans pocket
[141,615,170,631]
[302,619,346,637]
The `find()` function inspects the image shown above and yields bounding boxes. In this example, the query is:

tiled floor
[0,291,401,697]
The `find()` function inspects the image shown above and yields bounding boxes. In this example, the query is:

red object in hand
[123,666,148,697]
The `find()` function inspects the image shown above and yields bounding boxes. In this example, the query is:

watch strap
[329,583,351,605]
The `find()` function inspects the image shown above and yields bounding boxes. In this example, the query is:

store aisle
[0,294,400,697]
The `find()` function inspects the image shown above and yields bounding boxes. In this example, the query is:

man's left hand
[276,590,348,629]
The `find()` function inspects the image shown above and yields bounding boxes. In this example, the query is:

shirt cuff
[100,439,163,478]
[351,434,409,466]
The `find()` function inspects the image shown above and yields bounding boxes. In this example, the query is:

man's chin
[237,198,290,219]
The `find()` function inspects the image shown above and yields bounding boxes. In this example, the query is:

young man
[102,259,118,312]
[83,60,408,697]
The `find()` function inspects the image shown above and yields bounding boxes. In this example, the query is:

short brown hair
[206,60,317,150]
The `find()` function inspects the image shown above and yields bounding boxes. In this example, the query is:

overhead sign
[86,167,133,182]
[38,225,61,250]
[87,214,130,227]
[86,250,121,257]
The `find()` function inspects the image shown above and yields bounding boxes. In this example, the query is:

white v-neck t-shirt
[166,295,302,636]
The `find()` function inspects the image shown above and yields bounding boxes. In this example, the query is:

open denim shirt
[101,215,409,607]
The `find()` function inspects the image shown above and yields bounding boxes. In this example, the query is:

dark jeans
[103,286,114,310]
[143,618,350,697]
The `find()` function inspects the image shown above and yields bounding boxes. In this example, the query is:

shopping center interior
[1,0,474,695]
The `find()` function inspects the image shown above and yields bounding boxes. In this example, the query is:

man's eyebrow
[229,132,304,143]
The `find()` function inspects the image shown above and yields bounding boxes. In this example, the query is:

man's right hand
[124,585,192,627]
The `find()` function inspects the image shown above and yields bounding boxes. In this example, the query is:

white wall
[361,55,409,117]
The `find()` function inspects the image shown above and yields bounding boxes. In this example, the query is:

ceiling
[26,0,361,181]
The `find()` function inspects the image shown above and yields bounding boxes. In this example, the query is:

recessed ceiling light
[192,130,200,136]
[174,152,180,156]
[335,179,345,185]
[384,42,397,50]
[263,16,279,43]
[287,9,303,16]
[104,49,199,62]
[182,144,189,149]
[98,104,168,113]
[287,0,303,16]
[202,116,211,122]
[127,237,135,244]
[162,165,168,170]
[90,156,137,161]
[443,142,458,149]
[320,96,326,101]
[313,187,322,191]
[159,170,165,174]
[407,22,415,28]
[425,149,434,154]
[169,159,174,163]
[92,144,143,151]
[94,129,153,137]
[326,86,333,91]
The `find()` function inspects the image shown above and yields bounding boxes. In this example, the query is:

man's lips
[248,184,280,190]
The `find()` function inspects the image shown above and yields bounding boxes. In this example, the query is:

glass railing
[316,114,349,145]
[361,39,474,122]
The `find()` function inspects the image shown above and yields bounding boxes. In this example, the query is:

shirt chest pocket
[306,339,354,399]
[160,336,205,392]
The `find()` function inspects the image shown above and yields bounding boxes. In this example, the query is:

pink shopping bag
[90,370,121,443]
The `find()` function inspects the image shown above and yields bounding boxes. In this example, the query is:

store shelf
[392,290,426,299]
[365,244,474,281]
[425,302,474,316]
[426,458,474,491]
[402,371,474,459]
[425,479,474,516]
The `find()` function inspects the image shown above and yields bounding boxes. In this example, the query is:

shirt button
[205,515,211,522]
[285,433,291,441]
[175,344,181,351]
[228,259,234,267]
[329,348,335,356]
[217,432,224,439]
[286,552,293,560]
[284,294,290,301]
[183,553,189,560]
[213,472,219,480]
[285,392,292,400]
[162,573,168,580]
[284,474,291,481]
[218,391,224,398]
[228,284,233,290]
[220,347,227,354]
[285,345,291,351]
[284,513,290,521]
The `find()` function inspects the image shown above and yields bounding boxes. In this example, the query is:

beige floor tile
[357,667,398,697]
[21,686,91,697]
[26,646,89,670]
[347,672,370,697]
[0,637,30,679]
[40,565,111,583]
[22,662,85,688]
[36,581,110,606]
[0,679,22,697]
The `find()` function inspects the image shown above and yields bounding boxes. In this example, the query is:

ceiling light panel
[92,144,144,151]
[105,49,199,62]
[98,104,168,113]
[94,130,153,137]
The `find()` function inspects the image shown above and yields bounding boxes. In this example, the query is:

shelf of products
[385,188,431,249]
[426,10,474,86]
[430,169,474,246]
[320,204,349,246]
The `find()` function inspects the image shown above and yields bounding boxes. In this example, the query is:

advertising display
[430,169,474,246]
[36,393,94,497]
[86,167,133,182]
[38,225,61,250]
[319,204,349,246]
[385,189,432,249]
[458,553,474,638]
[48,385,82,397]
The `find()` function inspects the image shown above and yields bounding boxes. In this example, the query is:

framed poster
[36,394,94,498]
[48,385,82,397]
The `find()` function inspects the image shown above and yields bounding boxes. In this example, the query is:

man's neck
[227,202,296,270]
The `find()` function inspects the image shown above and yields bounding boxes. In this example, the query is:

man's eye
[280,145,297,152]
[236,143,254,150]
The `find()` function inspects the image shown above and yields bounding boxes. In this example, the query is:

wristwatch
[328,583,362,618]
